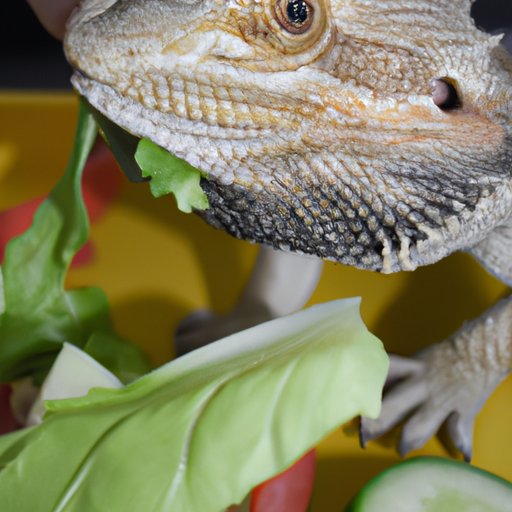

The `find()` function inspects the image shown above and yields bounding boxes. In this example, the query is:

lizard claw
[445,411,475,462]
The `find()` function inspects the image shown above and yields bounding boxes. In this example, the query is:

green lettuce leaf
[0,99,148,383]
[135,138,209,213]
[0,298,388,512]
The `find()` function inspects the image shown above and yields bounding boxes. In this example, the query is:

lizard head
[65,0,512,272]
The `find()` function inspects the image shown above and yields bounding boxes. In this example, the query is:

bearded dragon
[64,0,512,460]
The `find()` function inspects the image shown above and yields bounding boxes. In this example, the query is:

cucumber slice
[346,457,512,512]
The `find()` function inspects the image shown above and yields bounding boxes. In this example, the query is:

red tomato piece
[250,449,316,512]
[72,240,95,267]
[0,385,19,435]
[82,141,123,223]
[0,198,43,262]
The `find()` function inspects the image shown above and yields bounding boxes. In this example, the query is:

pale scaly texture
[64,0,512,273]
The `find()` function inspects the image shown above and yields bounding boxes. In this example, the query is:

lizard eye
[275,0,314,35]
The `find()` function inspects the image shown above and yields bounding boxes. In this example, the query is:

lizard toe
[387,354,425,383]
[398,401,449,456]
[446,411,475,462]
[174,309,220,356]
[360,377,428,446]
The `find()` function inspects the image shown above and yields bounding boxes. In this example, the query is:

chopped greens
[0,298,387,512]
[135,138,209,213]
[0,99,148,383]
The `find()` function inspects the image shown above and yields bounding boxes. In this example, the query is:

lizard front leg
[361,221,512,460]
[175,246,323,355]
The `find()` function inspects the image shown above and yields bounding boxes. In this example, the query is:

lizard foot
[174,247,323,356]
[174,305,273,356]
[360,339,509,461]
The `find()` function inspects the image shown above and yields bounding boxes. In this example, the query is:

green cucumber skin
[344,457,512,512]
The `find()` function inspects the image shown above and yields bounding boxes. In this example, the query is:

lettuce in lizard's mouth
[135,138,209,213]
[87,99,210,213]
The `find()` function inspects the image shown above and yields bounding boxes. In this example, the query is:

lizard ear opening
[431,78,461,111]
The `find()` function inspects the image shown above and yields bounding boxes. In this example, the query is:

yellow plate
[1,92,510,510]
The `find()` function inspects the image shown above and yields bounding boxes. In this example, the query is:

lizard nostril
[431,78,461,111]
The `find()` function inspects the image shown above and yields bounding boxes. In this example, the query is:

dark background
[0,0,511,89]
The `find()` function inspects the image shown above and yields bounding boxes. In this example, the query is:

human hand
[27,0,80,40]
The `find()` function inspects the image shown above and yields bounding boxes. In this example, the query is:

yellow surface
[1,93,511,509]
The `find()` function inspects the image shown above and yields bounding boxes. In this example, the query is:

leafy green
[135,138,209,213]
[0,99,148,383]
[88,102,148,183]
[0,298,388,512]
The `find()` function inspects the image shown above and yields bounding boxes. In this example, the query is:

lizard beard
[199,137,512,273]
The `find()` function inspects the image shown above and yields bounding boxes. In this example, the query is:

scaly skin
[64,0,512,458]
